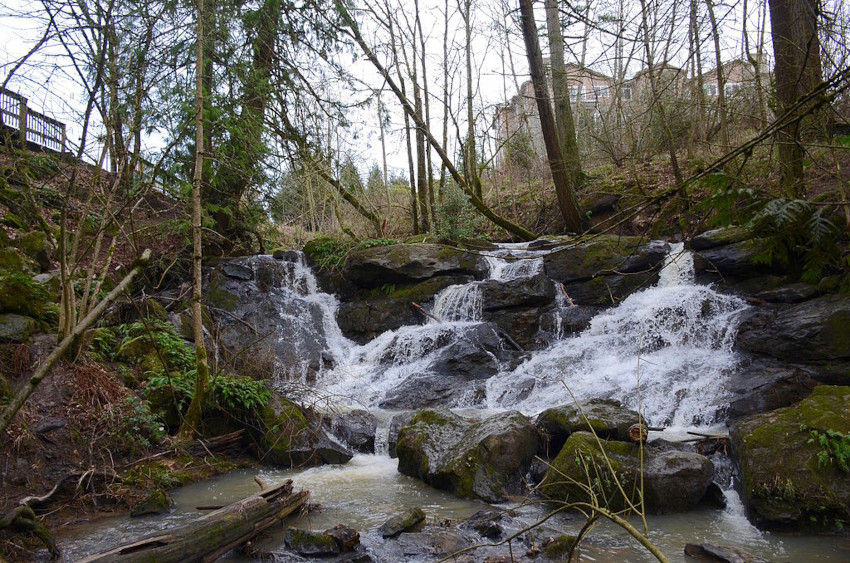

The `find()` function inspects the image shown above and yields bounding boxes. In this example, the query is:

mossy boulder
[0,313,39,343]
[536,399,641,457]
[284,528,341,556]
[689,226,752,251]
[540,432,714,513]
[342,243,487,289]
[260,397,353,467]
[15,230,51,272]
[0,271,53,320]
[692,239,783,286]
[130,488,173,517]
[729,385,850,531]
[396,409,538,502]
[378,507,426,537]
[0,247,37,274]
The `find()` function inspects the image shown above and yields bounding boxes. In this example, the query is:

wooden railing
[0,88,66,153]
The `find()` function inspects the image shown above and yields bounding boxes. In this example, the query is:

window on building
[724,82,742,96]
[704,83,718,97]
[622,87,632,100]
[594,86,610,99]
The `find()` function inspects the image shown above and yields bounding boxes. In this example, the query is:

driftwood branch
[78,479,309,563]
[411,302,441,323]
[0,249,152,436]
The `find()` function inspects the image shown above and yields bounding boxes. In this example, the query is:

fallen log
[77,479,309,563]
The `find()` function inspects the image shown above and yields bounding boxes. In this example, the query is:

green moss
[542,534,578,559]
[0,248,34,273]
[0,270,52,319]
[206,284,238,311]
[16,231,47,255]
[2,212,25,230]
[734,386,850,530]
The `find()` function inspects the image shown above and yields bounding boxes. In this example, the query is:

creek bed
[54,454,849,562]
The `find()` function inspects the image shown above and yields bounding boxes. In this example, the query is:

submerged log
[78,479,308,563]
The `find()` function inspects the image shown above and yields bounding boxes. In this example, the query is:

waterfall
[485,243,747,428]
[285,243,748,429]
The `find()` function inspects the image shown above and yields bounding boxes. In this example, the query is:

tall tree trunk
[413,0,430,233]
[705,0,729,147]
[180,0,211,439]
[544,0,583,196]
[460,0,482,200]
[769,0,822,197]
[519,0,583,232]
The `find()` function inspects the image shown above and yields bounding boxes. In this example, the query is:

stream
[56,243,850,561]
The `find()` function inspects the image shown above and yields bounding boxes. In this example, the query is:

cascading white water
[486,243,747,428]
[288,243,746,428]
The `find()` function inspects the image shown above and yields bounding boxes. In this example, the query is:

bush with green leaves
[145,371,271,422]
[101,396,166,454]
[113,319,196,373]
[809,428,850,473]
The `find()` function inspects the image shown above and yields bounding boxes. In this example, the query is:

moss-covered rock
[342,243,487,289]
[0,313,39,343]
[15,230,51,272]
[284,528,341,556]
[537,399,641,457]
[130,488,173,517]
[0,247,37,274]
[729,385,850,531]
[542,534,578,559]
[540,432,713,514]
[378,507,426,537]
[259,397,353,467]
[396,409,538,502]
[0,271,52,320]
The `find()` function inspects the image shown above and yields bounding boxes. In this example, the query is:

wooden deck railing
[0,88,66,153]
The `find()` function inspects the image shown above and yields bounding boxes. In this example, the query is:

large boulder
[0,313,38,343]
[259,397,353,467]
[543,237,668,306]
[540,432,714,513]
[536,399,641,457]
[736,294,850,384]
[343,243,487,288]
[396,409,539,502]
[729,385,850,531]
[325,409,378,453]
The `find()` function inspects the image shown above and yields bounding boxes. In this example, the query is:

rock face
[543,236,668,305]
[325,409,378,453]
[375,322,523,409]
[540,432,714,513]
[205,255,339,379]
[735,295,850,386]
[729,386,850,531]
[536,399,641,457]
[396,409,539,502]
[726,361,818,419]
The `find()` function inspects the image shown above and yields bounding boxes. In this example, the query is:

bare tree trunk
[705,0,729,147]
[413,0,429,233]
[461,0,482,200]
[519,0,583,232]
[180,0,211,439]
[545,0,583,195]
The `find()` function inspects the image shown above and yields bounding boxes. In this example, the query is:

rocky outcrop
[205,255,338,378]
[726,361,819,419]
[342,244,487,288]
[729,385,850,531]
[543,236,668,305]
[337,275,472,343]
[536,399,641,456]
[736,294,850,385]
[540,432,714,513]
[396,409,539,502]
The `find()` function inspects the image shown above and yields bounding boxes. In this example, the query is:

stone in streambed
[378,507,426,537]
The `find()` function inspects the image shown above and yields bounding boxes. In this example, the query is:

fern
[749,198,841,282]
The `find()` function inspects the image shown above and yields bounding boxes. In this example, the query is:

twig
[411,302,441,323]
